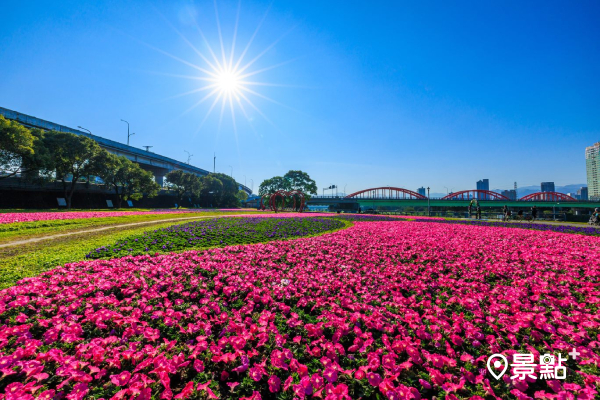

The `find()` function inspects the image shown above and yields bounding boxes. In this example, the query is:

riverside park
[1,1,599,400]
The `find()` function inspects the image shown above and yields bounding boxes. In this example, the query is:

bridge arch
[345,187,427,200]
[441,190,510,201]
[519,192,578,202]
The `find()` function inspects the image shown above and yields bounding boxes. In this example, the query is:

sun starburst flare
[146,1,298,137]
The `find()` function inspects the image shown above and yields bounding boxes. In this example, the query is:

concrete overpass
[1,107,252,195]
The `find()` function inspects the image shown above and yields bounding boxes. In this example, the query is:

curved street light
[120,119,135,145]
[77,126,92,137]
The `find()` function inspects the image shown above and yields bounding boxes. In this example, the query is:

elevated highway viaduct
[1,107,252,195]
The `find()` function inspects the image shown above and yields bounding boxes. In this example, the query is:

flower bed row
[413,218,600,236]
[0,210,236,225]
[1,220,599,399]
[85,217,345,259]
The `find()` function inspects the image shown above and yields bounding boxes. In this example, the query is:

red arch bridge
[339,187,579,202]
[305,187,595,210]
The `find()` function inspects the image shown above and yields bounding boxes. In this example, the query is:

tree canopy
[96,152,160,208]
[166,170,202,208]
[211,173,240,208]
[283,170,318,195]
[0,116,37,179]
[259,170,317,196]
[41,132,105,208]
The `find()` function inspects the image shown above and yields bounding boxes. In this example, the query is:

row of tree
[165,169,247,208]
[258,170,318,196]
[0,116,249,209]
[0,116,160,209]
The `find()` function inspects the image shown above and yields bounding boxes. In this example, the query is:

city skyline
[1,1,598,194]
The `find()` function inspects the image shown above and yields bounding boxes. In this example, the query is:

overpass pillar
[155,174,165,187]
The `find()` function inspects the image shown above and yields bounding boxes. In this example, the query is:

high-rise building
[417,187,426,197]
[567,193,579,200]
[501,189,517,200]
[586,142,600,200]
[541,182,555,192]
[578,186,588,201]
[476,179,489,199]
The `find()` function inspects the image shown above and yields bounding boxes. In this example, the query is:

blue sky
[1,0,598,195]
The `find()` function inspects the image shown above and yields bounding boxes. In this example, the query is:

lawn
[0,215,348,290]
[0,210,261,243]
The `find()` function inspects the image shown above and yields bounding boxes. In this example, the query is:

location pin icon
[487,354,509,380]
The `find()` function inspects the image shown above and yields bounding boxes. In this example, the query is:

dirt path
[0,214,250,249]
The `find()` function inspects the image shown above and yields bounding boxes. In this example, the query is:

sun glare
[149,1,294,136]
[215,69,241,94]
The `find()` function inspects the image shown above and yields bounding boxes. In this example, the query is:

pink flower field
[1,221,599,399]
[0,210,252,225]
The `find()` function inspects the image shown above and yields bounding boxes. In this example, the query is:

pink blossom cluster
[1,221,599,399]
[0,210,254,225]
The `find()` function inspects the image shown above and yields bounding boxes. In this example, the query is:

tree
[96,152,160,208]
[0,116,37,179]
[258,176,287,196]
[283,170,318,196]
[199,175,223,207]
[41,131,103,209]
[165,170,201,208]
[259,170,318,197]
[211,173,239,207]
[236,190,248,205]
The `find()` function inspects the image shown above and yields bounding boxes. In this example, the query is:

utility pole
[213,153,216,174]
[121,119,134,145]
[184,150,193,164]
[427,187,431,216]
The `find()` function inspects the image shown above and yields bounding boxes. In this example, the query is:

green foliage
[95,152,160,208]
[236,190,248,205]
[259,176,286,196]
[0,115,37,179]
[283,170,318,195]
[39,131,104,208]
[210,173,239,207]
[165,170,202,208]
[200,175,223,207]
[258,170,317,196]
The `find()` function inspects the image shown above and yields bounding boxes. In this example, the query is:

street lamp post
[184,151,193,164]
[120,119,134,145]
[344,184,347,196]
[427,187,431,216]
[77,126,92,137]
[250,179,253,194]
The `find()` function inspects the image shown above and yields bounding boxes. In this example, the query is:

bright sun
[155,1,291,133]
[215,69,241,94]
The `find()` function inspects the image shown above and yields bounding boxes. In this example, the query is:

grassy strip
[0,211,261,242]
[0,217,351,290]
